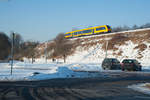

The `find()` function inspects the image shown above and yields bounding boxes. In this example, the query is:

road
[0,72,150,100]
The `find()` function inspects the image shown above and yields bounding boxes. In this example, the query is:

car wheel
[139,67,142,71]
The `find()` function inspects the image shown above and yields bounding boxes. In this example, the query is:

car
[102,58,121,70]
[121,59,142,71]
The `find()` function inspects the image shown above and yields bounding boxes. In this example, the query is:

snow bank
[68,63,102,72]
[27,67,102,81]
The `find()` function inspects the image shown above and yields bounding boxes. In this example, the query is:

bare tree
[10,33,23,60]
[112,25,130,32]
[122,25,130,31]
[140,23,150,28]
[112,26,123,32]
[21,41,39,59]
[53,33,73,63]
[132,24,139,30]
[10,33,23,49]
[0,32,11,60]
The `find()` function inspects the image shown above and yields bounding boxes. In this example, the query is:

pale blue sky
[0,0,150,42]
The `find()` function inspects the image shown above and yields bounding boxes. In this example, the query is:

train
[65,25,112,39]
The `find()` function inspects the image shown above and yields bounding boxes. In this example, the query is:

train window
[72,32,74,35]
[78,31,82,34]
[96,27,105,31]
[89,29,92,33]
[74,32,78,35]
[83,30,86,33]
[83,29,92,33]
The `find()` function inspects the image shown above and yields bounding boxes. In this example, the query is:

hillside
[35,28,150,67]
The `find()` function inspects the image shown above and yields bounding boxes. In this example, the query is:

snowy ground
[0,60,150,81]
[128,83,150,95]
[0,61,104,81]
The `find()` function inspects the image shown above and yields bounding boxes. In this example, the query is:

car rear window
[104,59,110,63]
[122,60,133,63]
[133,60,139,64]
[112,59,120,63]
[104,58,120,63]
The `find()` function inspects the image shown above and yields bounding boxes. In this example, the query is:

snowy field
[0,60,150,81]
[0,61,104,81]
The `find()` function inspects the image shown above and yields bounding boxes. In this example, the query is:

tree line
[0,32,39,61]
[0,32,73,63]
[112,23,150,32]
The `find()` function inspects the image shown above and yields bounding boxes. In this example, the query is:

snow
[140,42,150,66]
[28,66,102,80]
[0,59,149,82]
[0,61,104,81]
[0,28,150,81]
[0,60,149,81]
[66,39,150,67]
[128,83,150,95]
[69,63,102,72]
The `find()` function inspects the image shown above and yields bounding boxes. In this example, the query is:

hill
[34,28,150,67]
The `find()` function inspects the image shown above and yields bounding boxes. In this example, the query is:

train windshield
[107,25,111,29]
[65,33,71,36]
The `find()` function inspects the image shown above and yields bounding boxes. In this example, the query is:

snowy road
[0,72,150,100]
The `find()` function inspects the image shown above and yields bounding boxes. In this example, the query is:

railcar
[65,25,111,39]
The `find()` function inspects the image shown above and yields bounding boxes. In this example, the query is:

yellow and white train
[65,25,111,39]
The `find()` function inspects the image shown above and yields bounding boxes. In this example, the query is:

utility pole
[105,41,108,58]
[10,32,15,75]
[45,41,48,63]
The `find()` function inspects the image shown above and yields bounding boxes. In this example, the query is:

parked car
[102,58,121,70]
[121,59,142,71]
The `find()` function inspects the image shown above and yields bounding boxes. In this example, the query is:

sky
[0,0,150,42]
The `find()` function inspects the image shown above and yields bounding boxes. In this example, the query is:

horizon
[0,0,150,42]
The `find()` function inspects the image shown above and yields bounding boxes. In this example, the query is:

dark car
[102,58,121,70]
[121,59,142,71]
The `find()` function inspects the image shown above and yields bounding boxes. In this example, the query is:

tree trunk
[32,55,34,64]
[63,54,66,63]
